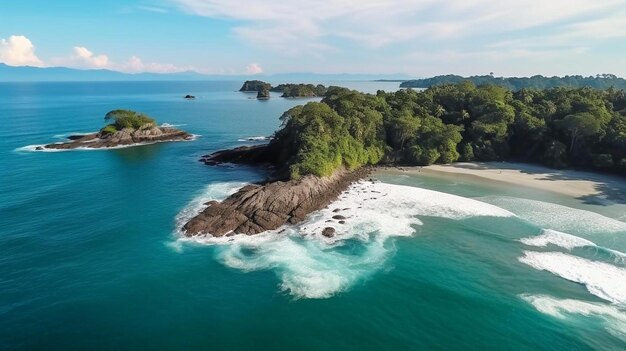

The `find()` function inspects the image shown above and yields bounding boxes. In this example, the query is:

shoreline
[377,162,626,201]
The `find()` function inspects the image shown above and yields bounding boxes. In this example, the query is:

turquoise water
[1,81,626,350]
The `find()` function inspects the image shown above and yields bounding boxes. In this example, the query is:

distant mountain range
[0,63,411,82]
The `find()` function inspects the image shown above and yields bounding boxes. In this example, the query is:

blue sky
[2,0,626,76]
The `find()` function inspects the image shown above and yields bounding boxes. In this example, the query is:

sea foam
[521,294,626,342]
[520,229,596,250]
[519,251,626,304]
[482,196,626,234]
[174,181,515,299]
[520,229,626,265]
[16,135,198,153]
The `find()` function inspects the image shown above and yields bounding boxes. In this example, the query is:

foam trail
[520,229,626,265]
[175,181,515,299]
[482,196,626,234]
[160,123,187,128]
[520,229,596,250]
[519,251,626,304]
[16,136,197,153]
[521,294,626,342]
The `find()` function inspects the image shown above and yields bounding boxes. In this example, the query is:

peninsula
[184,82,626,237]
[40,109,193,150]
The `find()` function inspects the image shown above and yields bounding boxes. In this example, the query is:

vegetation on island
[239,80,271,92]
[271,84,327,97]
[240,80,328,98]
[264,83,626,179]
[256,86,270,99]
[101,109,156,134]
[400,74,626,91]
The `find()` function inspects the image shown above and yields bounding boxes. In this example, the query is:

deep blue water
[1,81,625,350]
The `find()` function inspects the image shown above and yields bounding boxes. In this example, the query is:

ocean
[1,81,625,350]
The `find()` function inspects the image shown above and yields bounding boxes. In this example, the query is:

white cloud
[171,0,626,51]
[118,55,191,73]
[137,5,169,13]
[48,47,191,73]
[245,63,263,74]
[72,46,110,68]
[0,35,43,66]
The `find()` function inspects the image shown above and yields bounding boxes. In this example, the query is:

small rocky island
[40,109,193,150]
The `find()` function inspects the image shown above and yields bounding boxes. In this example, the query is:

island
[239,80,271,92]
[183,82,626,238]
[40,109,193,150]
[239,80,328,99]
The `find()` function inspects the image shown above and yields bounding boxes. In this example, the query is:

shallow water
[1,81,626,350]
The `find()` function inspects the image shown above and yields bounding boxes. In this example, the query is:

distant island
[41,109,192,150]
[239,80,327,99]
[400,74,626,90]
[184,81,626,237]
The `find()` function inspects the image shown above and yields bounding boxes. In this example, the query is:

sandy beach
[382,162,626,201]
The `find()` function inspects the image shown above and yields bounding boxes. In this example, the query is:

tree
[557,113,602,152]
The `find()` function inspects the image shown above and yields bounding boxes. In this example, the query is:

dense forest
[271,84,327,97]
[264,83,626,179]
[400,74,626,91]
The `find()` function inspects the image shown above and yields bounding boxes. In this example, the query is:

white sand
[386,162,626,199]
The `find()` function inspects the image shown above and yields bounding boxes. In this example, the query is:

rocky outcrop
[183,167,369,237]
[239,80,271,92]
[184,95,196,99]
[199,144,281,166]
[256,87,270,99]
[42,124,193,150]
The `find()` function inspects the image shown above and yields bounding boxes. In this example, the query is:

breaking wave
[519,251,626,304]
[521,294,626,342]
[481,196,626,235]
[174,181,514,299]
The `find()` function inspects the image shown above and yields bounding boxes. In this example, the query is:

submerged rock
[322,227,336,238]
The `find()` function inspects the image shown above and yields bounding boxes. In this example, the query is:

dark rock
[199,144,280,166]
[338,220,346,224]
[184,94,196,99]
[332,208,341,213]
[322,227,336,238]
[43,125,193,150]
[183,168,370,237]
[332,215,346,220]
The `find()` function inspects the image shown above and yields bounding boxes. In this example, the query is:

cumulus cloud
[245,63,263,74]
[117,55,191,73]
[72,46,110,68]
[0,35,43,66]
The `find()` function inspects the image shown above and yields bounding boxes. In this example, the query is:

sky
[1,0,626,77]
